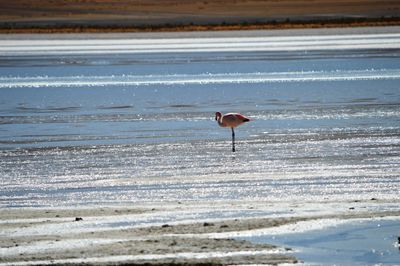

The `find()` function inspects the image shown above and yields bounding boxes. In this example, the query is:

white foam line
[1,69,399,88]
[0,249,285,266]
[1,33,400,46]
[160,219,347,240]
[0,38,399,51]
[165,217,400,239]
[3,43,400,55]
[1,34,400,55]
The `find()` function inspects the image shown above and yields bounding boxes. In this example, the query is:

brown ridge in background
[0,0,400,33]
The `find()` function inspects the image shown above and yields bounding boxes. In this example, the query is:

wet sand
[1,201,400,265]
[1,0,399,32]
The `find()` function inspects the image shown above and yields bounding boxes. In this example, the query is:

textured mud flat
[0,206,297,265]
[1,203,400,265]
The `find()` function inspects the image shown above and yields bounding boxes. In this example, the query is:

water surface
[1,30,399,207]
[242,219,400,265]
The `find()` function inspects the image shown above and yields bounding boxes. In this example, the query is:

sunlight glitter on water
[1,69,400,88]
[0,31,399,207]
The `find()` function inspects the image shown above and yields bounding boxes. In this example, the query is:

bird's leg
[231,127,235,152]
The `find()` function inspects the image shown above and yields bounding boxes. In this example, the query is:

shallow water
[242,218,400,265]
[1,30,400,207]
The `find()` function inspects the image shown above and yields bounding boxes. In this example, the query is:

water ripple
[1,69,400,88]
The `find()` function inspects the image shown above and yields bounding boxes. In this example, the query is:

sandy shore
[1,0,400,32]
[1,200,400,265]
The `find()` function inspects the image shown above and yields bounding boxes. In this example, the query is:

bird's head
[215,112,222,121]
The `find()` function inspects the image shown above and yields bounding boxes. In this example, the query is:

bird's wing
[222,114,238,123]
[234,113,250,121]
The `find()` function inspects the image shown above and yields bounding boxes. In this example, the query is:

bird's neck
[217,117,225,127]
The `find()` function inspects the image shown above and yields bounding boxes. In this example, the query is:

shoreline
[1,17,400,34]
[1,25,399,43]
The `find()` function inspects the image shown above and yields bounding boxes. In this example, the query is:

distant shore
[1,0,400,33]
[1,17,400,34]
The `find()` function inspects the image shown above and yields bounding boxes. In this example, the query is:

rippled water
[1,30,400,207]
[242,218,400,265]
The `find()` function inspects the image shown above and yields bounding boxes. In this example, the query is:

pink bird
[215,112,251,152]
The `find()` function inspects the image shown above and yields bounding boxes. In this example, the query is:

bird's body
[215,112,250,152]
[215,112,250,128]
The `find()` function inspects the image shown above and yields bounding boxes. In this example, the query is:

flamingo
[215,112,251,152]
